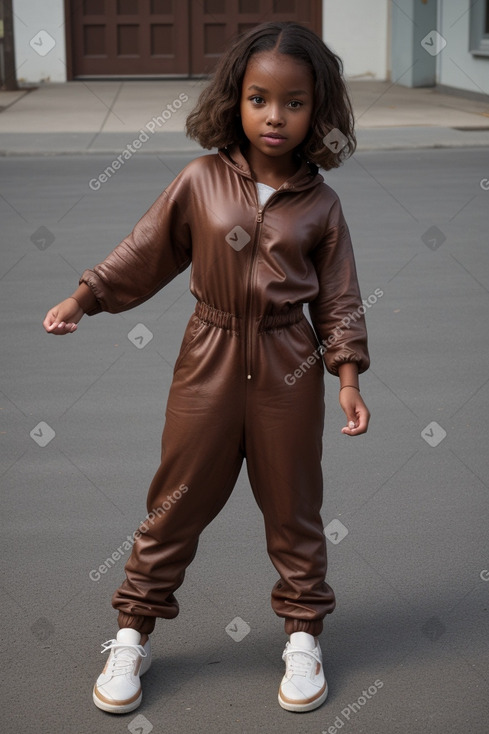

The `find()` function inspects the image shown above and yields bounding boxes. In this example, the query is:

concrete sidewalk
[0,79,488,154]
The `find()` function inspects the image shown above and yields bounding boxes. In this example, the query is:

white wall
[13,0,67,83]
[437,0,489,94]
[322,0,389,80]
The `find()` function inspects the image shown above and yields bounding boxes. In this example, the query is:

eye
[288,100,303,109]
[249,95,265,105]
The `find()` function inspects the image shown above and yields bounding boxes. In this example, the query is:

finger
[45,321,60,333]
[43,312,57,331]
[342,414,369,436]
[357,414,369,433]
[57,322,77,334]
[355,407,370,433]
[46,321,76,335]
[341,420,358,436]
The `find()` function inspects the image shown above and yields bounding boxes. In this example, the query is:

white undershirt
[256,182,276,207]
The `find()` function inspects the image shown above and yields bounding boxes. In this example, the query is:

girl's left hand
[339,387,370,436]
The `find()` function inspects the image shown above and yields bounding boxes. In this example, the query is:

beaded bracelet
[340,385,360,392]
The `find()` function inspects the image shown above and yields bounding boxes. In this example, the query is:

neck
[242,145,300,187]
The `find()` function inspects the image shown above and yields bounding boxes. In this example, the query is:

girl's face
[240,50,314,168]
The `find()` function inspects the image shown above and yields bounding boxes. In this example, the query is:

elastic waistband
[195,301,304,333]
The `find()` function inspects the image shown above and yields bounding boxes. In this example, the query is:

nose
[266,104,284,127]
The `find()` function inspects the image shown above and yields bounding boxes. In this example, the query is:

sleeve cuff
[70,282,99,315]
[325,352,370,376]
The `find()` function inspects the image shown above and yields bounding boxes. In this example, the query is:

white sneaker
[278,632,328,712]
[93,628,152,714]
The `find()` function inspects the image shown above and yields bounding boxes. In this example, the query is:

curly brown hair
[185,21,356,171]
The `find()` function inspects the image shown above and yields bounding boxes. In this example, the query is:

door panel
[191,0,321,75]
[71,0,190,76]
[68,0,321,77]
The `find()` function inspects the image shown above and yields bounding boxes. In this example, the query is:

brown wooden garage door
[67,0,322,78]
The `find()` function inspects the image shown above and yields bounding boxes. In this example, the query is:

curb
[0,127,488,156]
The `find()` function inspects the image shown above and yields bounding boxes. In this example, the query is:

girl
[43,21,370,715]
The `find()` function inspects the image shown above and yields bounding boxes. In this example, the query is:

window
[470,0,489,56]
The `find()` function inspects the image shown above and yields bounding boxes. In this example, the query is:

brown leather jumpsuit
[77,145,370,636]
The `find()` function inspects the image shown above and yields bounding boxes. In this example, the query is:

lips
[261,133,287,147]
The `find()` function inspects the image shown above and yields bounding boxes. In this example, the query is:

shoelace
[100,639,147,676]
[283,645,322,678]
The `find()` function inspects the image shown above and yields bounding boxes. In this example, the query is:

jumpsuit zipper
[244,184,290,380]
[245,206,263,380]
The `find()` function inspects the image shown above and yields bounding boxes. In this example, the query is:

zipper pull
[256,209,263,223]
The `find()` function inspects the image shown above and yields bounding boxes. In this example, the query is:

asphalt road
[1,149,488,734]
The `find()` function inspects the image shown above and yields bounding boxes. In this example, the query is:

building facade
[8,0,489,97]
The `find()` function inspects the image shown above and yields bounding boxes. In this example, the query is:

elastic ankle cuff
[284,619,323,636]
[118,612,156,635]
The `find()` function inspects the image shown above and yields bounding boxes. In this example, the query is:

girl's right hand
[43,297,84,335]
